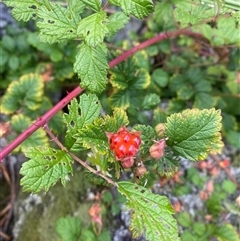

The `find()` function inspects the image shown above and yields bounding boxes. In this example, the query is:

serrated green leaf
[225,130,240,149]
[11,114,48,152]
[152,69,169,88]
[118,181,179,241]
[37,2,83,43]
[107,12,130,36]
[1,73,44,114]
[20,146,73,193]
[109,0,154,19]
[8,55,19,71]
[63,94,101,151]
[77,11,109,46]
[74,43,108,93]
[141,93,160,110]
[105,108,129,132]
[75,118,108,154]
[157,150,180,177]
[174,2,215,27]
[81,0,101,12]
[177,85,194,100]
[176,212,192,228]
[214,224,240,241]
[3,0,41,21]
[194,93,215,109]
[133,125,157,155]
[56,216,82,241]
[109,56,138,89]
[109,89,130,109]
[153,108,167,126]
[165,108,223,161]
[80,229,95,241]
[2,35,15,52]
[166,98,186,115]
[130,69,151,89]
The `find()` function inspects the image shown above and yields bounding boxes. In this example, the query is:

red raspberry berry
[106,126,141,167]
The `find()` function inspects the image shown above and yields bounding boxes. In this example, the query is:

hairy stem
[43,125,118,187]
[0,29,202,162]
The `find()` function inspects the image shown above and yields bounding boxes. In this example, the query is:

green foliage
[10,114,48,152]
[56,215,111,241]
[56,216,82,241]
[165,108,223,161]
[74,43,108,92]
[2,0,240,240]
[20,146,73,193]
[109,0,154,19]
[118,181,179,241]
[77,11,109,46]
[1,73,44,114]
[63,93,101,151]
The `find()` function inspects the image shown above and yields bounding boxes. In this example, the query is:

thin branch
[0,29,203,162]
[43,125,118,187]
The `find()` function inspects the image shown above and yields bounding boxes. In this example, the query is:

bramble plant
[1,0,240,240]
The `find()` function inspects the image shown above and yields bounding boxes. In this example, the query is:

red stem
[0,29,201,162]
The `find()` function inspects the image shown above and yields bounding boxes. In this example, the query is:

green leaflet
[11,114,48,152]
[20,146,73,193]
[63,94,101,151]
[37,2,83,43]
[109,0,154,19]
[56,216,82,241]
[1,73,44,114]
[77,11,109,46]
[118,181,179,241]
[3,0,41,21]
[81,0,101,12]
[214,224,240,241]
[74,43,108,93]
[174,2,215,27]
[165,108,223,161]
[107,12,130,36]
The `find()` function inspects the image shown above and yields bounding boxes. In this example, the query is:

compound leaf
[165,108,223,161]
[3,0,41,21]
[1,73,44,114]
[37,2,83,43]
[118,181,179,241]
[109,0,154,19]
[63,94,101,151]
[76,122,108,154]
[74,43,108,93]
[56,216,82,241]
[20,146,73,193]
[11,114,48,152]
[77,11,109,46]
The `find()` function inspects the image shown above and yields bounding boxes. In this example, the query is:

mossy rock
[13,169,93,241]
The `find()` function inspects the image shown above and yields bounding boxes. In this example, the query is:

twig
[0,231,11,240]
[43,125,118,188]
[0,29,203,162]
